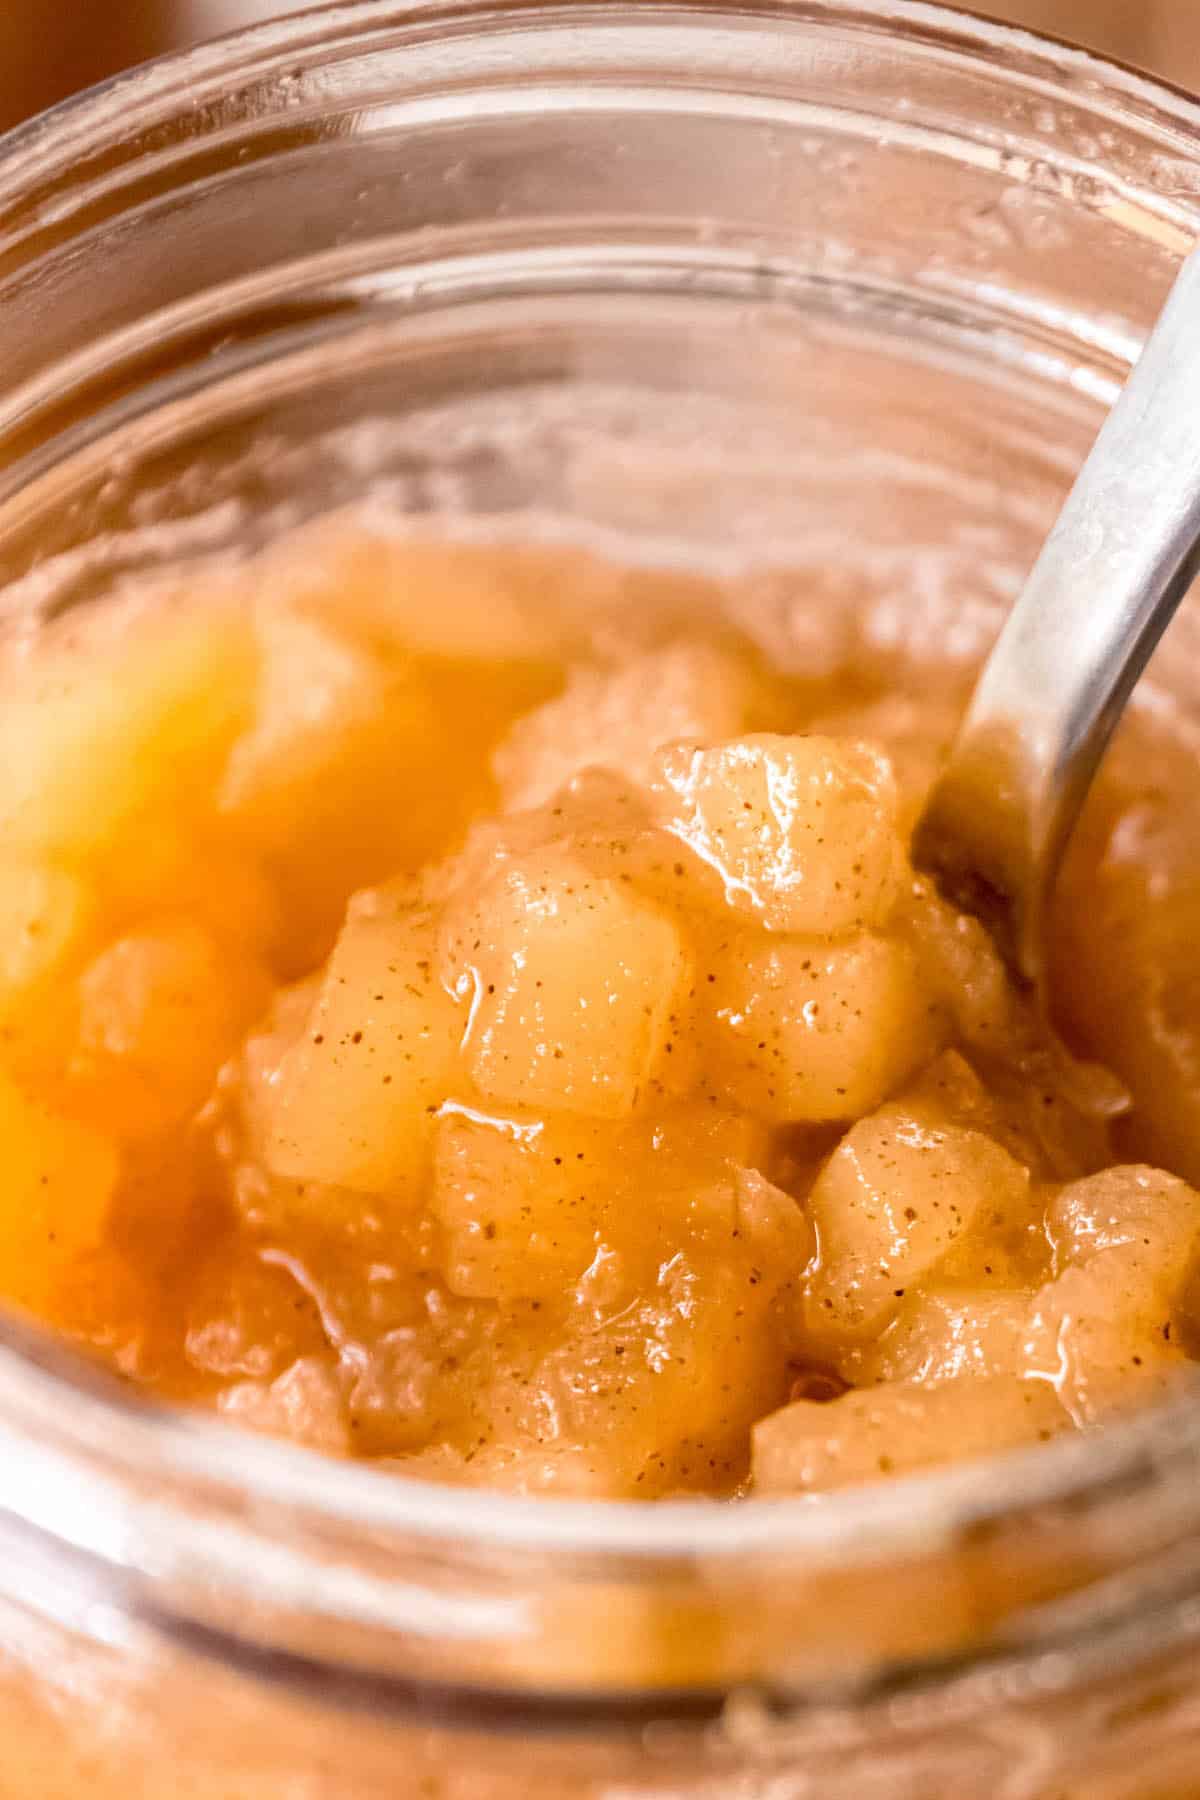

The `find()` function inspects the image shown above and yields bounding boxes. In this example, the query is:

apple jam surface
[1,515,1198,1500]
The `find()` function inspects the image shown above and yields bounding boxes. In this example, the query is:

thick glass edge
[1,0,1200,226]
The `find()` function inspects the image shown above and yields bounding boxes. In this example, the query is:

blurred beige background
[1001,0,1200,76]
[0,2,1198,130]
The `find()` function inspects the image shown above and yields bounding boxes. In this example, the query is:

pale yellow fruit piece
[493,643,761,813]
[236,977,399,1238]
[852,1287,1033,1388]
[220,604,427,834]
[71,919,271,1140]
[441,847,690,1118]
[0,597,256,857]
[649,734,900,935]
[218,1355,349,1456]
[900,1047,995,1120]
[424,766,658,913]
[701,929,936,1122]
[1048,1165,1200,1309]
[263,908,463,1195]
[862,1172,1200,1415]
[866,1170,1200,1426]
[735,1165,816,1271]
[0,854,274,1097]
[434,1105,608,1300]
[0,862,94,1017]
[1018,1165,1200,1423]
[893,875,1021,1056]
[432,1101,770,1300]
[238,978,321,1151]
[219,604,451,967]
[1024,1267,1193,1427]
[806,691,961,837]
[0,1068,119,1313]
[752,1377,1067,1494]
[474,1248,790,1496]
[805,1107,1031,1347]
[899,1048,1105,1208]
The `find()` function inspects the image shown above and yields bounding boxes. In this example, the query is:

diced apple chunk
[806,691,961,836]
[0,1069,119,1312]
[0,596,256,858]
[493,643,761,813]
[805,1107,1031,1347]
[0,862,94,1015]
[441,847,690,1118]
[71,918,271,1139]
[0,863,97,1089]
[432,1102,769,1300]
[239,978,320,1149]
[893,877,1021,1056]
[236,976,403,1235]
[263,909,462,1196]
[434,1105,608,1300]
[753,1377,1067,1494]
[1024,1268,1193,1427]
[857,1168,1200,1419]
[1027,1166,1200,1421]
[649,734,900,934]
[220,604,454,967]
[853,1287,1032,1387]
[1048,1165,1200,1309]
[701,930,935,1122]
[475,1249,790,1496]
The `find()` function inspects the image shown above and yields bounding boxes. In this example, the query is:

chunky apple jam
[1,517,1197,1498]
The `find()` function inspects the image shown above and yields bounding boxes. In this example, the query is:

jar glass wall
[2,4,1200,1796]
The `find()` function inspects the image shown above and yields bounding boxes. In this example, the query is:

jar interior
[1,0,1200,1714]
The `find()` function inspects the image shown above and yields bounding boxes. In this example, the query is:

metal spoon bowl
[914,246,1200,996]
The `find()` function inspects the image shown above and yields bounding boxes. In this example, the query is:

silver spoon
[913,246,1200,996]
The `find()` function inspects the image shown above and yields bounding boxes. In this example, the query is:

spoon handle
[914,243,1200,985]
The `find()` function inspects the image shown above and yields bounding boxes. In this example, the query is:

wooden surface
[0,3,171,129]
[0,3,1197,128]
[997,0,1200,78]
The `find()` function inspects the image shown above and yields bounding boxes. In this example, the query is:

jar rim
[2,0,1200,1695]
[4,0,1200,239]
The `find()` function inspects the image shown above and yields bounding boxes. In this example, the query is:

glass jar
[3,3,1200,1795]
